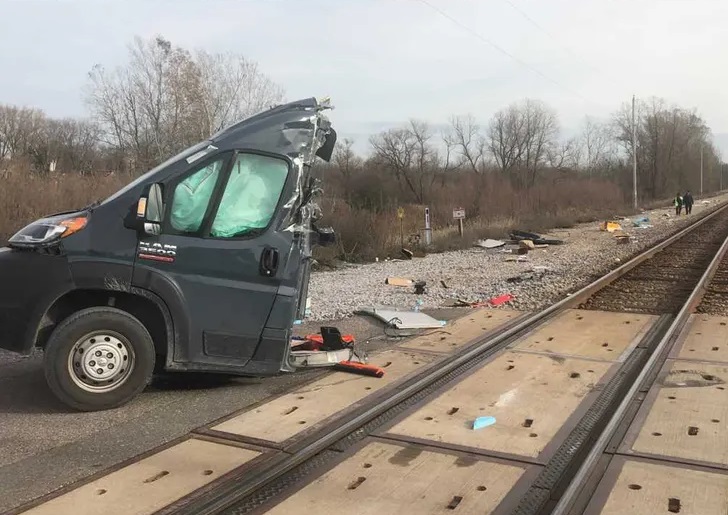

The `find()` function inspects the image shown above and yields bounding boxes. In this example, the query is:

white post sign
[453,207,465,237]
[424,207,432,245]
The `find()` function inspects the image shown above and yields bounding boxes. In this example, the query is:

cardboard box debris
[519,240,536,250]
[600,221,623,232]
[385,277,414,287]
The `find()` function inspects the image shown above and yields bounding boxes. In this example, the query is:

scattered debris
[510,230,564,246]
[385,276,427,294]
[401,248,414,260]
[290,327,383,376]
[504,256,529,262]
[440,280,449,289]
[600,221,623,233]
[385,277,413,287]
[476,238,506,249]
[615,233,631,244]
[450,299,490,308]
[473,416,497,430]
[519,240,536,250]
[333,361,384,377]
[489,293,514,306]
[358,306,446,329]
[507,267,552,283]
[631,216,653,229]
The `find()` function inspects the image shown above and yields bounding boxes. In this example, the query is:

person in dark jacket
[684,191,694,214]
[674,192,683,215]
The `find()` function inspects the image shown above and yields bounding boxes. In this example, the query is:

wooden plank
[21,438,259,515]
[399,309,524,354]
[212,350,438,443]
[512,309,655,362]
[591,459,728,515]
[263,441,526,515]
[386,351,611,458]
[676,315,728,363]
[630,360,728,466]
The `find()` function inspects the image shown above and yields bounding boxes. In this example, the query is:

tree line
[0,35,723,209]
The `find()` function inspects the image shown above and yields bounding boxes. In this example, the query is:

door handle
[260,247,279,277]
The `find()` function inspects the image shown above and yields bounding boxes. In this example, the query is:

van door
[131,150,299,370]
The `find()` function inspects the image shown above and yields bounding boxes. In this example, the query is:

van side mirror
[136,183,164,236]
[313,226,336,247]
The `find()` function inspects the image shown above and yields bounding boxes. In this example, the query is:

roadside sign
[397,207,405,219]
[453,208,466,220]
[424,207,432,245]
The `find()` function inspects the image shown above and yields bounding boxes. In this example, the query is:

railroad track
[142,202,728,515]
[14,201,728,515]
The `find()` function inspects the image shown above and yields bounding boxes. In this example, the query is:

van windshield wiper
[80,199,102,211]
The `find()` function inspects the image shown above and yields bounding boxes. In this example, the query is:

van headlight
[8,214,88,248]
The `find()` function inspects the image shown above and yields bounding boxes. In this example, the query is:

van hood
[209,96,337,165]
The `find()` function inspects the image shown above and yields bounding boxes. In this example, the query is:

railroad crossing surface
[7,203,728,515]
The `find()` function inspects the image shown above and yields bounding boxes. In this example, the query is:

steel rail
[551,217,728,515]
[171,202,728,515]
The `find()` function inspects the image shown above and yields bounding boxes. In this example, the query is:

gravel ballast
[306,195,728,321]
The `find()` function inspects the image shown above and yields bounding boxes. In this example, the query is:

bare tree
[0,105,45,161]
[86,35,285,172]
[369,120,440,203]
[547,137,581,170]
[579,116,616,172]
[487,98,559,187]
[613,96,717,199]
[332,137,363,199]
[447,114,488,174]
[194,50,284,135]
[487,104,524,174]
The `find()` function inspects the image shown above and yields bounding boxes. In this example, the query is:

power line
[500,0,609,79]
[413,0,591,104]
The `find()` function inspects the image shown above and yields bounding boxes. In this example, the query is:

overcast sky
[1,0,727,156]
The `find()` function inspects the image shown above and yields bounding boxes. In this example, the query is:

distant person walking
[684,191,694,214]
[674,192,683,215]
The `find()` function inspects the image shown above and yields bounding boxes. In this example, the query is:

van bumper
[0,247,74,354]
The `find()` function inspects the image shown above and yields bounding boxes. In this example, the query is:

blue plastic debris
[632,216,650,227]
[472,416,496,430]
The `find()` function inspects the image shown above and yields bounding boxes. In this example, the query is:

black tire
[43,307,155,412]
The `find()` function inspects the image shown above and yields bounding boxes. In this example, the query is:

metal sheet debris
[476,239,506,249]
[358,307,446,329]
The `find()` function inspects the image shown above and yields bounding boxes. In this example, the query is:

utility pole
[700,144,704,196]
[722,163,724,192]
[632,95,637,209]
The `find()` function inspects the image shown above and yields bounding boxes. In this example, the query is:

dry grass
[0,166,130,244]
[0,161,681,265]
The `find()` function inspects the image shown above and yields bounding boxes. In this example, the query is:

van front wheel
[43,307,155,412]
